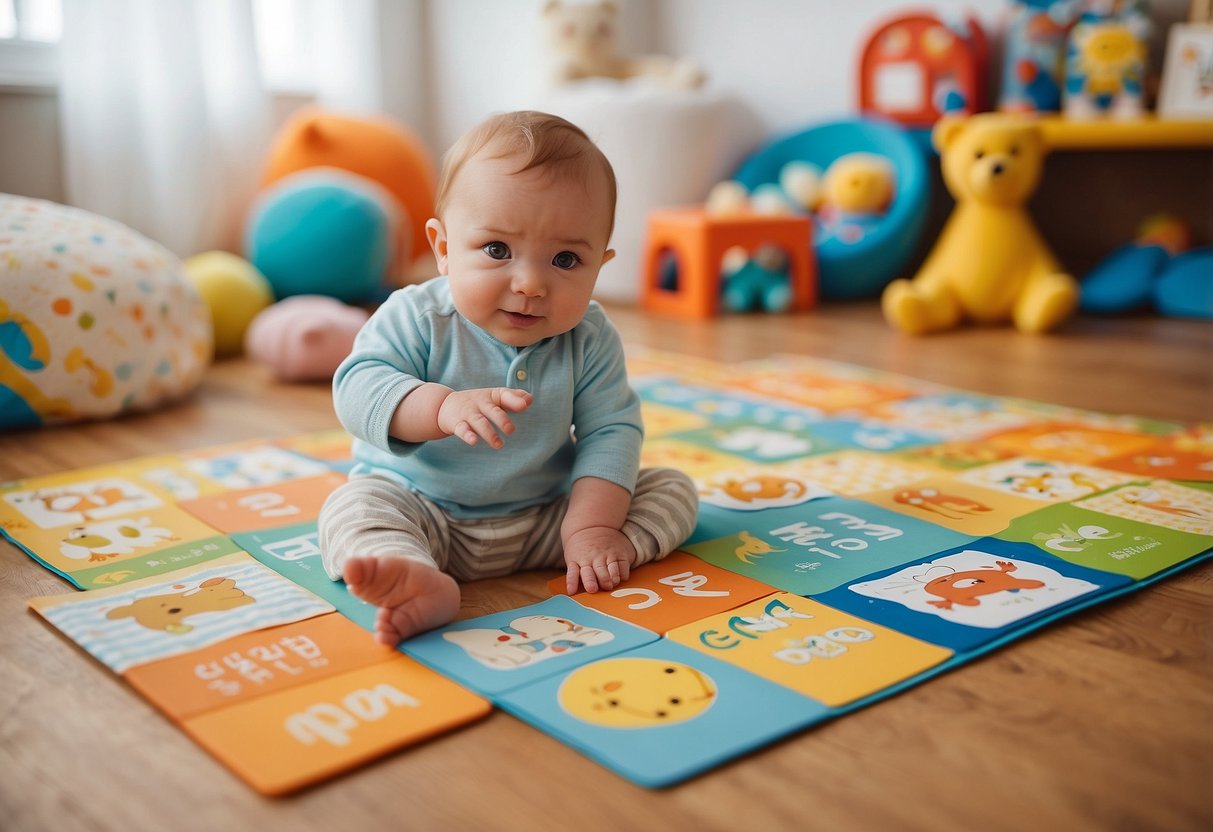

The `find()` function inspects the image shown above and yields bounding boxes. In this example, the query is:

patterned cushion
[1,195,212,429]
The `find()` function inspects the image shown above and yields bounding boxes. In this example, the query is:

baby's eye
[552,251,581,270]
[483,242,510,260]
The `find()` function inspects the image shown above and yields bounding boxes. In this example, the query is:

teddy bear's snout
[990,161,1006,176]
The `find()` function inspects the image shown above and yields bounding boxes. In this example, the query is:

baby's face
[427,151,615,347]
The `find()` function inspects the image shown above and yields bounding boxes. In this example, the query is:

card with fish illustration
[401,595,658,698]
[814,539,1131,652]
[4,502,227,587]
[233,522,378,633]
[695,467,833,515]
[177,472,346,534]
[684,497,973,596]
[999,502,1213,579]
[28,552,334,673]
[497,638,830,788]
[183,652,490,796]
[667,593,952,707]
[547,551,775,634]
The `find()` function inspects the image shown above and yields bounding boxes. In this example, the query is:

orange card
[182,654,491,796]
[546,551,775,634]
[983,423,1158,464]
[125,613,395,721]
[178,472,346,533]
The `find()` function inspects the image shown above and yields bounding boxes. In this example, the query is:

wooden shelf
[1037,114,1213,150]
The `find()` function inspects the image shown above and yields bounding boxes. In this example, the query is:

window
[0,0,316,91]
[0,0,62,86]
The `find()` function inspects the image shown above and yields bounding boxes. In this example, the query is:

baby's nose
[512,271,546,296]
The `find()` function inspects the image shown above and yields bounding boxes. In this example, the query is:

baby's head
[426,111,617,347]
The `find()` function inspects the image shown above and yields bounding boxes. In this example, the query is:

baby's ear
[425,218,449,274]
[600,248,616,266]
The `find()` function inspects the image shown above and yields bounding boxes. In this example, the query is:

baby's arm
[391,383,532,449]
[561,476,637,594]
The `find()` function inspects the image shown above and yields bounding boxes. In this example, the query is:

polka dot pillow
[1,194,213,429]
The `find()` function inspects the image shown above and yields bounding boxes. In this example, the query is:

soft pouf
[0,194,213,429]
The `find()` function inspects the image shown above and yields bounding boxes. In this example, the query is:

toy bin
[733,118,929,301]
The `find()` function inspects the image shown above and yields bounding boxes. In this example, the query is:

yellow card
[862,477,1041,536]
[667,593,951,706]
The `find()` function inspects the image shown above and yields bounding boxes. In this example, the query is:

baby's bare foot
[343,556,460,646]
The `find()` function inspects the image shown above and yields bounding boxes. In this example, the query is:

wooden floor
[1,304,1210,831]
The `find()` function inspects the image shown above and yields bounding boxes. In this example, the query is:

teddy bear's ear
[543,0,562,16]
[106,605,134,620]
[932,117,966,153]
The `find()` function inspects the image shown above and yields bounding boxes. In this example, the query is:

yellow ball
[184,251,274,356]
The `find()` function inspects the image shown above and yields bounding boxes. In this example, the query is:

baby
[319,110,698,646]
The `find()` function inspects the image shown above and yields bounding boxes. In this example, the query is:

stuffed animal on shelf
[1063,0,1150,119]
[244,295,369,382]
[999,0,1081,113]
[542,0,705,89]
[881,113,1079,335]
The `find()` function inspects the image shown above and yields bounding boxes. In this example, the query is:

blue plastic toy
[245,169,397,303]
[1080,216,1211,320]
[733,118,929,300]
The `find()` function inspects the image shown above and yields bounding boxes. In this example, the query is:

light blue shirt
[333,277,643,518]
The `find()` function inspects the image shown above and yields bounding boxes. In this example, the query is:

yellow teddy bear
[882,114,1078,335]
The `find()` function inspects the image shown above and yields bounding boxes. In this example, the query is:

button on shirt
[333,278,643,519]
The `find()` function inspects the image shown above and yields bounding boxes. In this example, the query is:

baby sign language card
[402,595,658,697]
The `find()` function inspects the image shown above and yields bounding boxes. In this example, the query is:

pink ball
[245,295,369,382]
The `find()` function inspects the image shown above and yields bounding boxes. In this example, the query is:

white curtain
[58,0,270,258]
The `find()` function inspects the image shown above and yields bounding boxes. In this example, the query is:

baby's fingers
[497,388,533,412]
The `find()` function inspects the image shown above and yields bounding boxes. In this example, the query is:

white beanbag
[0,194,213,429]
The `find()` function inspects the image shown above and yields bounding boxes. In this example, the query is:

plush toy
[818,153,896,219]
[245,169,398,303]
[244,295,369,382]
[259,109,437,282]
[1063,1,1150,120]
[999,0,1081,113]
[882,113,1078,335]
[542,0,705,89]
[183,251,274,357]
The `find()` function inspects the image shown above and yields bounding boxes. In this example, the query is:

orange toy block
[642,207,816,319]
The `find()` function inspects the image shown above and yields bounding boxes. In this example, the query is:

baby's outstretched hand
[438,387,532,449]
[564,526,638,594]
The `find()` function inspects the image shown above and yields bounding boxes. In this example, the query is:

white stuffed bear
[542,0,705,89]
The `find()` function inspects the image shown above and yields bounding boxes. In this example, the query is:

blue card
[685,496,975,595]
[401,595,658,697]
[814,538,1132,652]
[497,639,831,788]
[233,522,377,633]
[803,417,938,452]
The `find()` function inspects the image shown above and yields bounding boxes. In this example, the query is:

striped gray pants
[317,468,699,583]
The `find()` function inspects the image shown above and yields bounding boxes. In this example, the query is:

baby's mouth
[503,310,542,327]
